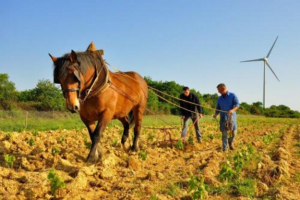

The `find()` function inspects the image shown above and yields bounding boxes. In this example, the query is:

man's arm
[228,94,239,114]
[194,94,203,114]
[228,106,238,114]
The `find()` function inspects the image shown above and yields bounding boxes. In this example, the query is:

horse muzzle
[66,101,80,113]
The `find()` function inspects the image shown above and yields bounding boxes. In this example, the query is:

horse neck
[82,66,96,89]
[83,62,109,92]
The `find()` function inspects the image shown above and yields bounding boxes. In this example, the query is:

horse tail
[127,110,134,127]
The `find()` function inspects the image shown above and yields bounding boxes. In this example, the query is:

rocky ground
[0,118,300,199]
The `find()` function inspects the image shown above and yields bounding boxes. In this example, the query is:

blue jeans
[181,117,201,141]
[222,130,237,150]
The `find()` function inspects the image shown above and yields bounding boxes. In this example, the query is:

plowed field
[0,117,300,199]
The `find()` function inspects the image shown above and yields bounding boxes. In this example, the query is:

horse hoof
[122,144,130,153]
[130,145,138,152]
[86,155,101,164]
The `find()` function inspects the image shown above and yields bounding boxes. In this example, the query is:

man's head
[182,86,190,97]
[217,83,227,95]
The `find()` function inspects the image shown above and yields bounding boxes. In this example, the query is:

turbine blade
[266,36,278,58]
[266,61,280,82]
[240,58,264,63]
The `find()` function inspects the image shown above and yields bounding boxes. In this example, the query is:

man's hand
[212,113,218,118]
[198,114,203,119]
[228,110,234,115]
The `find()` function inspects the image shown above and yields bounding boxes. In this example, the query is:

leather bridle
[61,70,82,98]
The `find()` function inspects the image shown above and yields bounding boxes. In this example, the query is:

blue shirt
[216,91,239,132]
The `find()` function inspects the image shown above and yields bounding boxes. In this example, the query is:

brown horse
[49,42,148,163]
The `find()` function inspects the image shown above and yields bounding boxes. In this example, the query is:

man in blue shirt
[213,83,239,151]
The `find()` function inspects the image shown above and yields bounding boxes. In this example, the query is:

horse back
[110,71,148,104]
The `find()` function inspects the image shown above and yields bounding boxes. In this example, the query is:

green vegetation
[218,163,235,182]
[4,154,16,168]
[5,133,12,140]
[58,136,65,143]
[188,176,208,199]
[231,178,256,198]
[147,133,155,142]
[111,139,119,147]
[0,74,18,110]
[207,134,215,141]
[263,132,281,145]
[165,184,180,197]
[150,195,158,200]
[51,147,61,155]
[215,144,258,198]
[32,130,39,137]
[47,169,66,195]
[294,172,300,183]
[188,135,194,145]
[175,140,184,150]
[28,138,35,146]
[138,150,147,161]
[84,141,92,149]
[1,73,298,118]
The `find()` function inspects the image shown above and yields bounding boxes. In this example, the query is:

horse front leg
[86,114,111,163]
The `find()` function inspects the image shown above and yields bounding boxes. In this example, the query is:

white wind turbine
[241,36,280,109]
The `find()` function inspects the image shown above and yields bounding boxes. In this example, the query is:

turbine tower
[241,36,280,109]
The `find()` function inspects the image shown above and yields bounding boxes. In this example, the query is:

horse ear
[48,53,57,62]
[86,41,97,51]
[97,49,104,56]
[70,50,77,63]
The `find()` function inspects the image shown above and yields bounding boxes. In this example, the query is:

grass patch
[231,178,256,198]
[208,184,230,195]
[293,172,300,183]
[165,184,180,197]
[294,142,300,148]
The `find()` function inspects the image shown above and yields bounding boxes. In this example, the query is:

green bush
[0,74,18,110]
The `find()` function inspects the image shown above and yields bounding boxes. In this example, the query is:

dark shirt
[179,92,202,117]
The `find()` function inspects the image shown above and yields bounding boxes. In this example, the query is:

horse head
[49,42,105,113]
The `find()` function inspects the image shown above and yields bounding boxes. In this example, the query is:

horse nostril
[74,105,79,111]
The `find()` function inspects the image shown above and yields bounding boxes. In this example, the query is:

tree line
[0,73,299,118]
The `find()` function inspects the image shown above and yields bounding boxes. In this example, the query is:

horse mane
[53,51,105,82]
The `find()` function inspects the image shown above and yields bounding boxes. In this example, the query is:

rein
[79,53,111,104]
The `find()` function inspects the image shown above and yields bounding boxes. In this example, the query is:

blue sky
[1,1,300,111]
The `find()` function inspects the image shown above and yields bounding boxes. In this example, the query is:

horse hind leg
[131,107,143,151]
[119,117,130,152]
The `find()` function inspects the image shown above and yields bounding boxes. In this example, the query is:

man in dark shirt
[180,87,203,142]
